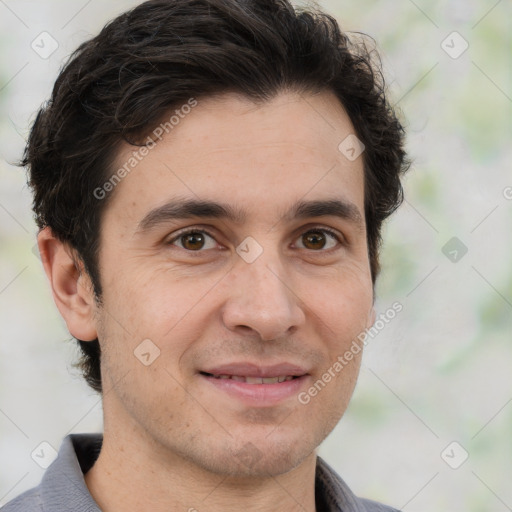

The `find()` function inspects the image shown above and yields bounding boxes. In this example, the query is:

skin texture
[38,90,376,512]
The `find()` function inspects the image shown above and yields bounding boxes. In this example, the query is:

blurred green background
[1,1,511,510]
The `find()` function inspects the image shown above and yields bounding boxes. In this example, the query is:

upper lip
[200,362,309,378]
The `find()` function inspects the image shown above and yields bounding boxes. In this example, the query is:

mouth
[200,372,300,384]
[198,363,310,405]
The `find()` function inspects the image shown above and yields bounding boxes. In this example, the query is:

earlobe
[368,306,376,329]
[37,227,98,341]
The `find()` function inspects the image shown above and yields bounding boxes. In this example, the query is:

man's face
[92,91,374,476]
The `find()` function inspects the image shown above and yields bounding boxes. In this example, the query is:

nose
[221,251,306,341]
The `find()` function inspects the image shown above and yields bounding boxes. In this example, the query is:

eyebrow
[136,196,364,233]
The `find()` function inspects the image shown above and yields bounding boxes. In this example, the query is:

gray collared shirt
[1,434,400,511]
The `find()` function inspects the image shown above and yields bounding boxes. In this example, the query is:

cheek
[100,262,195,331]
[308,267,371,409]
[309,265,373,339]
[97,264,225,373]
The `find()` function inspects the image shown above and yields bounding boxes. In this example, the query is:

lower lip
[200,374,309,406]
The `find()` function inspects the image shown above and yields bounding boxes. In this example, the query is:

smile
[199,369,309,405]
[201,372,299,384]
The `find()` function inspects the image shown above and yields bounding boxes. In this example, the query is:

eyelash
[166,226,344,254]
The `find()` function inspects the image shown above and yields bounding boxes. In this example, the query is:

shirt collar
[315,456,369,512]
[40,433,366,512]
[40,434,102,512]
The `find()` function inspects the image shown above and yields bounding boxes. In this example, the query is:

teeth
[211,374,296,384]
[246,376,263,384]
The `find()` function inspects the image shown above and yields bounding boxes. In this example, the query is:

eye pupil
[303,231,326,250]
[182,232,205,250]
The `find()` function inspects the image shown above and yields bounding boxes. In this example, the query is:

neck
[84,423,318,512]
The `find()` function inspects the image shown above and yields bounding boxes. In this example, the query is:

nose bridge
[221,243,304,340]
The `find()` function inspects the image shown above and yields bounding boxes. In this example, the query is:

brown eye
[169,230,217,251]
[181,232,205,250]
[295,228,341,251]
[303,231,326,250]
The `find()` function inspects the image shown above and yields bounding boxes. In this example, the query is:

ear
[367,305,376,329]
[37,227,98,341]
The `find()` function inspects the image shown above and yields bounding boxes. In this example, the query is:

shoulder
[1,433,103,512]
[0,486,43,512]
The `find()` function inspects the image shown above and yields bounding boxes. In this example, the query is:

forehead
[104,90,365,228]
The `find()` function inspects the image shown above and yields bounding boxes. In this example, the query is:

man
[3,0,409,510]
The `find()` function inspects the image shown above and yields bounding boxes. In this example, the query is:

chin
[184,432,319,478]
